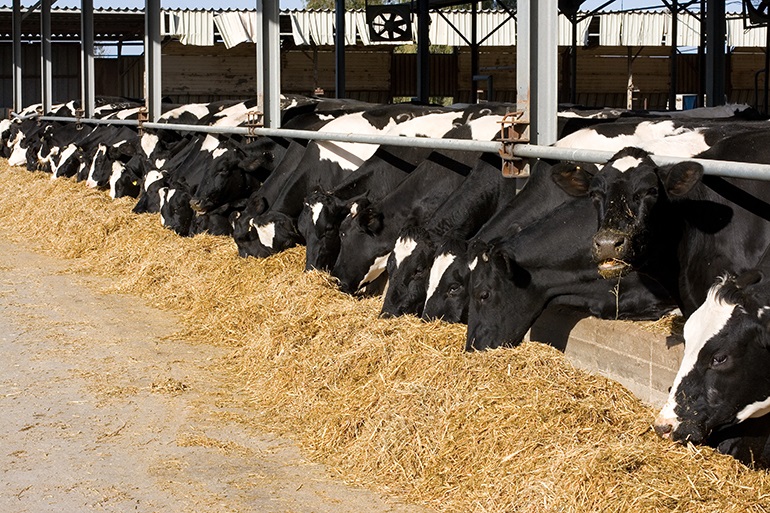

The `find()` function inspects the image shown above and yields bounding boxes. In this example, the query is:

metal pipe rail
[27,114,770,182]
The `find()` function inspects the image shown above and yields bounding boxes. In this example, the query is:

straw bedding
[1,160,768,512]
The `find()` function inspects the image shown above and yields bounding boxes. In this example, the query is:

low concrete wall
[527,307,684,408]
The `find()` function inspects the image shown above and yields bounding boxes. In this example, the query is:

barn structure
[3,4,770,116]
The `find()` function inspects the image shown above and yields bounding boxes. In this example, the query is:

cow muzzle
[593,229,632,279]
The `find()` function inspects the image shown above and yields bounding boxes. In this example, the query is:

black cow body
[465,183,675,351]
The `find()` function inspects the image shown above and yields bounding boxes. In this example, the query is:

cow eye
[711,353,728,367]
[478,290,490,302]
[447,284,460,295]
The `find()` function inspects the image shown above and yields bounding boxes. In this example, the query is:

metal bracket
[75,107,84,131]
[245,110,264,142]
[137,107,148,136]
[498,110,531,178]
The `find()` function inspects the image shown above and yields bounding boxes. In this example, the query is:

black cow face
[422,238,471,324]
[332,205,389,296]
[380,229,434,318]
[245,211,303,258]
[655,270,770,445]
[298,192,355,272]
[552,147,703,279]
[133,170,169,214]
[466,241,531,351]
[159,187,194,237]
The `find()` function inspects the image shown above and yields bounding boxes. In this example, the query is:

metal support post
[416,0,430,103]
[531,0,558,146]
[12,0,23,113]
[470,1,478,103]
[144,0,162,121]
[81,0,96,118]
[262,0,281,127]
[705,0,726,106]
[41,0,53,113]
[669,0,678,110]
[255,0,264,116]
[335,0,346,98]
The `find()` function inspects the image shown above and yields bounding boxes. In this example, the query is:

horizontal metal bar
[38,115,140,127]
[24,114,770,182]
[512,143,770,181]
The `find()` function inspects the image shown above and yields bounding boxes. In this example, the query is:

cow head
[133,170,169,214]
[654,269,770,445]
[298,190,363,272]
[551,147,703,279]
[422,237,471,324]
[245,211,304,258]
[380,226,434,318]
[466,239,532,351]
[159,187,194,237]
[332,203,390,296]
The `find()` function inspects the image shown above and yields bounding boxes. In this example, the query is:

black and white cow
[331,112,504,296]
[379,149,515,318]
[298,105,493,272]
[551,136,770,317]
[418,160,575,323]
[239,103,450,259]
[653,268,770,466]
[465,168,676,351]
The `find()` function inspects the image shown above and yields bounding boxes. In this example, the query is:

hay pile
[1,161,768,512]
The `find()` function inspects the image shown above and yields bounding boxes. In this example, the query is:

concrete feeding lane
[0,238,425,513]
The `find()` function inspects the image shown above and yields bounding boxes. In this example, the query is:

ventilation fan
[745,0,770,26]
[366,4,412,42]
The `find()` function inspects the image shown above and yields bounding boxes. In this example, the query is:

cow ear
[551,162,597,197]
[662,161,703,197]
[358,208,383,235]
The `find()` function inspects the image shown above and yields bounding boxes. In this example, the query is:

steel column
[704,0,726,106]
[335,0,345,98]
[262,0,281,127]
[516,0,530,115]
[416,0,430,103]
[668,0,678,111]
[531,0,558,145]
[255,0,264,115]
[12,0,23,113]
[144,0,162,121]
[81,0,96,117]
[41,0,53,113]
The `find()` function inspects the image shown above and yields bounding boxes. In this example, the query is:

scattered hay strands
[0,161,768,512]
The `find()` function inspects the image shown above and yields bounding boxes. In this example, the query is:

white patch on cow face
[109,161,125,199]
[251,221,275,249]
[349,202,359,217]
[144,170,164,191]
[656,282,737,433]
[141,133,159,158]
[155,158,166,169]
[393,237,418,269]
[310,202,323,225]
[468,256,478,271]
[212,147,228,159]
[317,112,398,171]
[86,144,107,188]
[158,187,170,225]
[610,156,643,173]
[356,252,392,292]
[737,396,770,422]
[7,134,27,166]
[425,252,456,307]
[201,134,221,153]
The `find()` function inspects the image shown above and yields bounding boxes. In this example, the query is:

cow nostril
[613,238,626,250]
[653,423,673,438]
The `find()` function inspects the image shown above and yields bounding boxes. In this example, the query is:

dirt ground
[0,237,426,513]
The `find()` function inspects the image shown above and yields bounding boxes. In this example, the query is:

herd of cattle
[4,95,770,466]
